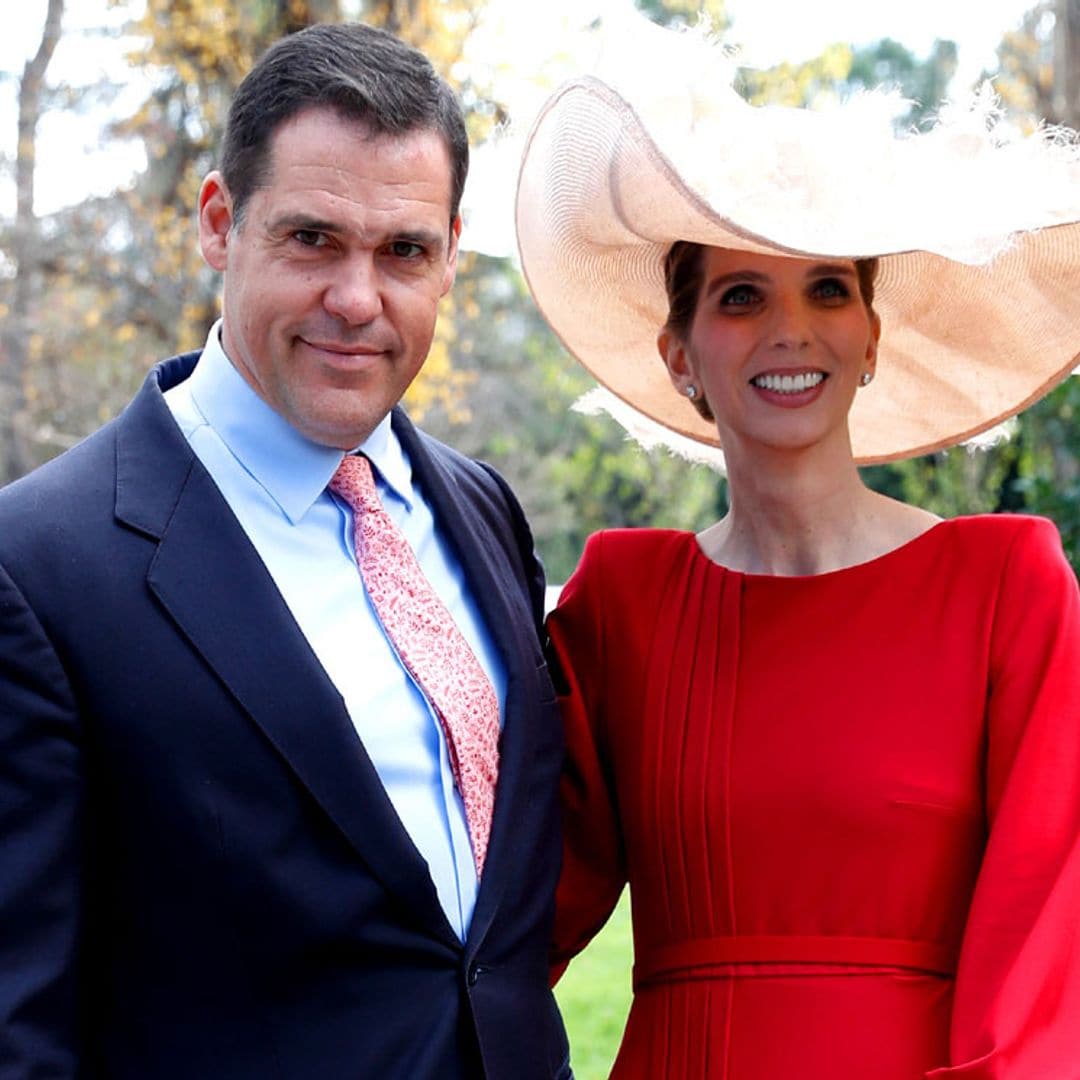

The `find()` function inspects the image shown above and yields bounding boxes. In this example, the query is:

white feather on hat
[514,39,1080,464]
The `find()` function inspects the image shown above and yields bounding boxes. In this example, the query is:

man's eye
[294,230,325,247]
[390,240,424,258]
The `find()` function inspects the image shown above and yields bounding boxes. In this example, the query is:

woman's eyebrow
[702,269,770,299]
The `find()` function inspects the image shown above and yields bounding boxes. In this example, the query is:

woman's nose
[769,297,812,348]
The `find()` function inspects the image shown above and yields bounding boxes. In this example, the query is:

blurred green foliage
[554,892,633,1080]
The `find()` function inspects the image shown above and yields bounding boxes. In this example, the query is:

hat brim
[515,77,1080,464]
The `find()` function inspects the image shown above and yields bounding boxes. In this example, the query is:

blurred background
[3,0,1079,589]
[2,3,1078,1074]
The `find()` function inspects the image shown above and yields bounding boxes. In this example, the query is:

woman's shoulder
[579,527,697,567]
[929,514,1073,591]
[938,512,1064,556]
[554,528,697,617]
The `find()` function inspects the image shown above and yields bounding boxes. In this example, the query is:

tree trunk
[1055,0,1080,126]
[1,0,64,485]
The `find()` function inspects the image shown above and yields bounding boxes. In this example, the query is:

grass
[553,891,634,1079]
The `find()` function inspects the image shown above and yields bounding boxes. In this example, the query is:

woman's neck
[700,438,938,576]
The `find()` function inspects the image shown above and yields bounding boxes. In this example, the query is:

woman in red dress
[515,63,1080,1078]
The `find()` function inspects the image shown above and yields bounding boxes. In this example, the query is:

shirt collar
[188,321,414,523]
[357,405,414,513]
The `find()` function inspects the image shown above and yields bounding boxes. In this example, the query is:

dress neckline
[692,517,953,583]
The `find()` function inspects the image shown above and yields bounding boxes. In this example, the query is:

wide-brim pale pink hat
[515,73,1080,464]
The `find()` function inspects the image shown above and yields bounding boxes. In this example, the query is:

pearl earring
[859,372,873,387]
[685,385,698,400]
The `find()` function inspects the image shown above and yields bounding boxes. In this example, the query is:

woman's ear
[658,328,693,395]
[659,327,714,423]
[865,310,881,376]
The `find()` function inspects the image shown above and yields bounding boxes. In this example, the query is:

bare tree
[1055,0,1080,125]
[1,0,64,484]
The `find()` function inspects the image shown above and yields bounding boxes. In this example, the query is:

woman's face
[659,247,879,460]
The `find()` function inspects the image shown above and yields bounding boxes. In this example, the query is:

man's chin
[292,408,386,451]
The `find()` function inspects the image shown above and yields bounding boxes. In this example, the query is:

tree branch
[2,0,64,483]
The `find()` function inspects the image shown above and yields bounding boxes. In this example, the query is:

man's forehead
[257,108,453,211]
[267,107,450,170]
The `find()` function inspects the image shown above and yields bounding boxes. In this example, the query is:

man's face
[198,106,460,449]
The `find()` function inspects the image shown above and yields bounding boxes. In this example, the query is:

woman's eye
[814,277,849,300]
[720,284,758,306]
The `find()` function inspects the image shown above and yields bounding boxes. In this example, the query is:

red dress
[546,516,1080,1078]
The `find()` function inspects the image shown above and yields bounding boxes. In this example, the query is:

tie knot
[329,454,378,513]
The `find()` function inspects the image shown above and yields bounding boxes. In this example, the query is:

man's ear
[441,214,462,296]
[198,171,234,272]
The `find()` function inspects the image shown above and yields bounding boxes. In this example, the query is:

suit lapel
[114,359,457,945]
[394,412,544,949]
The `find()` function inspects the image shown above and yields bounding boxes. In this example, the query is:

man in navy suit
[0,23,569,1079]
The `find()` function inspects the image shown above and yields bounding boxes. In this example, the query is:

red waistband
[633,935,957,989]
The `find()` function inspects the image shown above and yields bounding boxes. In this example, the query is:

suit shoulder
[415,428,497,484]
[0,352,195,539]
[401,418,546,624]
[410,425,520,521]
[0,419,121,521]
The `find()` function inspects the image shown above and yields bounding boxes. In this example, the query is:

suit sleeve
[545,534,627,983]
[927,519,1080,1077]
[0,561,83,1077]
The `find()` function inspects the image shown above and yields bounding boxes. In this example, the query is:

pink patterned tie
[330,454,500,877]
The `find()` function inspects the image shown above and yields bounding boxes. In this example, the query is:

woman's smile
[749,369,828,407]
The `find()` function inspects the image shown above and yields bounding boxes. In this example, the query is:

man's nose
[323,255,383,325]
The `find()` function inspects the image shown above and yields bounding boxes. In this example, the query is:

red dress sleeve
[928,518,1080,1077]
[546,533,628,984]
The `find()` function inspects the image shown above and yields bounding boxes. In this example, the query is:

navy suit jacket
[0,353,570,1079]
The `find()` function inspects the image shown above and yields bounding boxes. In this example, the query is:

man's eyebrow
[267,213,340,233]
[393,226,442,246]
[393,228,446,251]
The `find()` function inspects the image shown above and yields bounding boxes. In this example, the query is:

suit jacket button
[467,963,484,987]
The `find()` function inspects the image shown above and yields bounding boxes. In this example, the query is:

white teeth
[752,372,825,393]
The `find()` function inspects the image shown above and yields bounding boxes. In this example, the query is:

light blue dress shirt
[164,323,506,939]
